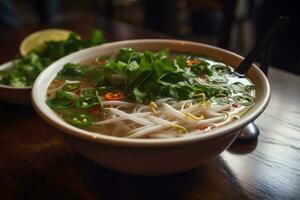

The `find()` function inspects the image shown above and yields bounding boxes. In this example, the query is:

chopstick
[260,43,273,75]
[236,16,289,74]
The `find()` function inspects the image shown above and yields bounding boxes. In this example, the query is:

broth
[46,48,255,138]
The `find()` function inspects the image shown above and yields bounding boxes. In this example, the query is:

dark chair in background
[142,0,238,49]
[186,0,237,48]
[0,0,59,28]
[0,0,21,28]
[255,0,300,74]
[142,0,178,35]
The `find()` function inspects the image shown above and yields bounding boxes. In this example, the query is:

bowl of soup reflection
[32,39,270,175]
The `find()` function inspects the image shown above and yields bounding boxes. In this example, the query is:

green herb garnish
[59,48,231,104]
[0,30,105,87]
[233,95,255,106]
[46,90,74,109]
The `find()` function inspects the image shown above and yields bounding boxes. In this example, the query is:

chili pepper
[232,102,240,108]
[103,91,125,101]
[65,113,93,127]
[76,96,98,109]
[75,89,81,96]
[81,88,95,96]
[46,90,74,109]
[89,105,101,115]
[186,59,201,67]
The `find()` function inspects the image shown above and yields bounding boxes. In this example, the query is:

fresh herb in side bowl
[0,30,105,87]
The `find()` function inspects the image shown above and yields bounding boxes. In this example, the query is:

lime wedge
[20,29,72,56]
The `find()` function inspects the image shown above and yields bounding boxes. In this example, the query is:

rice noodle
[137,105,150,112]
[147,116,183,130]
[162,103,186,120]
[185,116,226,128]
[127,125,164,138]
[90,98,238,138]
[211,104,231,112]
[148,131,180,138]
[155,98,173,104]
[111,121,132,136]
[94,112,151,125]
[106,108,154,125]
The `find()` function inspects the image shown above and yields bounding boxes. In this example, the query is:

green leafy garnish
[59,63,84,77]
[212,97,231,105]
[245,85,255,92]
[230,82,255,94]
[60,48,231,104]
[0,30,105,87]
[133,87,147,103]
[46,90,74,109]
[233,95,255,106]
[211,64,230,75]
[95,90,103,110]
[207,76,228,84]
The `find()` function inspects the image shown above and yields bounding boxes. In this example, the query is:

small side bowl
[0,61,31,105]
[32,39,270,175]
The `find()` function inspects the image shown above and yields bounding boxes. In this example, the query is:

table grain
[0,15,299,200]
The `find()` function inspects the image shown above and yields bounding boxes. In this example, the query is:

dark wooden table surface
[1,16,300,200]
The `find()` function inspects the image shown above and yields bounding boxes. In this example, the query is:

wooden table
[1,16,300,200]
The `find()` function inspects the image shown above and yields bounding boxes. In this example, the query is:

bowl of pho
[32,39,270,175]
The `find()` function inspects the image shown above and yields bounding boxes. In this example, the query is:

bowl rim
[32,39,271,148]
[0,61,32,89]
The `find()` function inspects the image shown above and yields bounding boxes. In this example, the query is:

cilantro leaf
[58,63,84,77]
[132,87,147,103]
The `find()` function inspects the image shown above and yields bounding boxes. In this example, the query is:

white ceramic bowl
[32,39,270,175]
[0,61,31,105]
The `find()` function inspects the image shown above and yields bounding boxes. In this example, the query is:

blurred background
[0,0,299,74]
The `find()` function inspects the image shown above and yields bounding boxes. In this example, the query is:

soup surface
[46,48,255,138]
